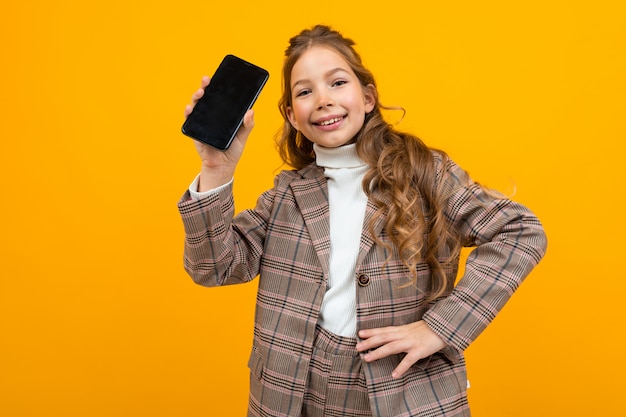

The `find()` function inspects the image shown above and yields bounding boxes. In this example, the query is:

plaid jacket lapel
[357,198,387,268]
[291,164,390,277]
[290,164,332,278]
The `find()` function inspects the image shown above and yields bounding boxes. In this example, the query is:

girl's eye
[295,89,311,97]
[333,80,347,87]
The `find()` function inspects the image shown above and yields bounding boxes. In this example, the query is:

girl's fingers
[357,327,396,352]
[233,110,255,146]
[392,353,420,379]
[361,340,403,362]
[184,77,210,112]
[184,80,209,117]
[192,88,205,103]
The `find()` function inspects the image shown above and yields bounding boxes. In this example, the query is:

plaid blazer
[178,156,547,417]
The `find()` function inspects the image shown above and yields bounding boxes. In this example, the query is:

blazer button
[357,273,370,287]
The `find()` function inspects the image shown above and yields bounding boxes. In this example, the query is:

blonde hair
[277,25,462,300]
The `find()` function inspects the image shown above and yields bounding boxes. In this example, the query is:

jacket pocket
[438,345,462,365]
[412,346,462,372]
[247,345,264,381]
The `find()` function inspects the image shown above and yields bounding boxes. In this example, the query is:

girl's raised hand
[185,76,255,191]
[356,320,447,379]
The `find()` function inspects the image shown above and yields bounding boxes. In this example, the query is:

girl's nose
[316,92,334,109]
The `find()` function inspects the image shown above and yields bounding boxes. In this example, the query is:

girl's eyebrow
[291,67,350,90]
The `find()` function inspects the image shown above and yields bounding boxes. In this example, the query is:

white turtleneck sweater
[188,143,368,337]
[313,143,368,337]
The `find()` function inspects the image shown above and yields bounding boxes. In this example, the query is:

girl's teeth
[319,117,341,126]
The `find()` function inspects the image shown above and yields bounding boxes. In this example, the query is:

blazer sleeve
[177,180,275,287]
[422,158,547,351]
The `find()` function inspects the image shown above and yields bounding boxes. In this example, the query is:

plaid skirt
[301,326,372,417]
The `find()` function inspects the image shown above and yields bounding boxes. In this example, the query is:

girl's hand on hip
[356,320,446,379]
[185,76,255,191]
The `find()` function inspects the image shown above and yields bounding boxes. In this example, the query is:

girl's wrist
[197,165,235,192]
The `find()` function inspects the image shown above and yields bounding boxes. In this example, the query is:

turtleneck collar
[313,143,366,169]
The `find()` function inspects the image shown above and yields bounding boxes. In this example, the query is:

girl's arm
[357,158,547,378]
[178,181,275,287]
[178,77,266,286]
[422,159,548,351]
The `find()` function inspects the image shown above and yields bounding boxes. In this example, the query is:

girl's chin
[309,136,358,149]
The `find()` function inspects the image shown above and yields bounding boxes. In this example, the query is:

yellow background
[1,0,624,415]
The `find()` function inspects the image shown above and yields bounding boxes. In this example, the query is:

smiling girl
[178,25,547,417]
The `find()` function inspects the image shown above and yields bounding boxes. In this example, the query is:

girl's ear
[286,106,299,131]
[363,84,377,113]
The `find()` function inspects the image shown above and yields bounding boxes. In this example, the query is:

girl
[178,25,547,417]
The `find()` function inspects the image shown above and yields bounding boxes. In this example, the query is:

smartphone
[182,54,269,150]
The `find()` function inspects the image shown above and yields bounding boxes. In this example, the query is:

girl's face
[286,46,376,148]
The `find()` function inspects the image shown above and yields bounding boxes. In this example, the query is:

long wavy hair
[277,25,462,300]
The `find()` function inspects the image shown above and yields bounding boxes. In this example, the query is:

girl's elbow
[184,258,219,287]
[524,218,548,265]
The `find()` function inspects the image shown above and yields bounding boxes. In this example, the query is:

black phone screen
[181,55,269,150]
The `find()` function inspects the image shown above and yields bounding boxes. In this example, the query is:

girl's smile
[286,46,375,148]
[314,114,345,129]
